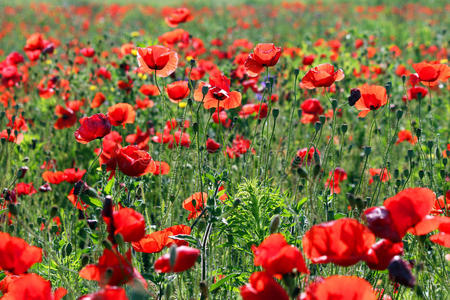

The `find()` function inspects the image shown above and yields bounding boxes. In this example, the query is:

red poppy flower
[412,62,449,84]
[80,47,95,58]
[431,192,450,215]
[354,84,387,117]
[395,130,417,145]
[1,273,66,300]
[139,84,160,96]
[303,275,377,300]
[54,105,77,129]
[292,147,320,167]
[183,192,207,220]
[97,67,111,80]
[154,246,200,273]
[206,138,221,153]
[91,92,106,109]
[240,271,289,300]
[166,81,190,103]
[14,182,37,196]
[108,103,136,127]
[303,54,315,66]
[364,239,404,270]
[368,168,391,185]
[325,167,347,194]
[408,215,449,236]
[364,188,436,242]
[430,221,450,247]
[165,8,193,27]
[79,249,143,287]
[302,218,375,266]
[79,287,128,300]
[116,146,156,177]
[300,63,344,89]
[244,43,282,77]
[252,233,309,276]
[111,208,146,242]
[194,72,242,110]
[137,45,178,78]
[74,113,111,144]
[406,86,428,101]
[153,161,170,175]
[63,168,86,183]
[42,171,66,184]
[0,232,42,274]
[132,224,191,253]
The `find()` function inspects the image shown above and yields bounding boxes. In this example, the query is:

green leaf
[168,234,201,247]
[104,177,115,194]
[210,273,239,292]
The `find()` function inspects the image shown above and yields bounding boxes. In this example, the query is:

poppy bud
[396,110,403,120]
[39,183,52,192]
[0,111,4,120]
[364,146,371,156]
[272,108,279,119]
[193,122,199,133]
[169,244,177,269]
[312,164,321,178]
[296,167,307,178]
[443,158,447,166]
[347,88,361,106]
[418,170,424,179]
[50,206,58,218]
[102,239,113,250]
[17,166,29,179]
[319,115,326,124]
[388,256,416,288]
[385,82,392,94]
[190,59,196,67]
[87,219,98,230]
[201,86,209,97]
[78,209,85,220]
[347,193,355,207]
[340,124,348,134]
[314,121,322,132]
[293,69,300,77]
[269,214,281,233]
[102,195,113,219]
[407,149,414,159]
[187,98,193,106]
[331,99,338,110]
[313,151,321,165]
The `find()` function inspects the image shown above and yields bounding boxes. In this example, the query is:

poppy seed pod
[388,256,416,288]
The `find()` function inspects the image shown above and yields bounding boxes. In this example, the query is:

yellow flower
[45,60,52,65]
[131,31,140,37]
[131,49,137,56]
[89,85,97,91]
[178,102,187,108]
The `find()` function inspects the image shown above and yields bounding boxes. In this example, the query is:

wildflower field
[0,0,449,299]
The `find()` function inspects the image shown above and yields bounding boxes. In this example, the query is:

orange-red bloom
[395,130,417,145]
[74,113,111,144]
[116,146,156,177]
[300,63,344,89]
[154,246,200,273]
[240,271,289,300]
[79,249,143,287]
[302,218,375,266]
[112,208,146,242]
[0,232,42,274]
[165,8,193,27]
[1,273,66,300]
[166,80,190,103]
[302,275,377,300]
[354,84,387,117]
[137,45,178,77]
[244,43,282,77]
[194,72,241,110]
[364,188,436,242]
[412,62,450,85]
[183,192,207,220]
[108,103,136,127]
[252,233,309,276]
[133,225,191,253]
